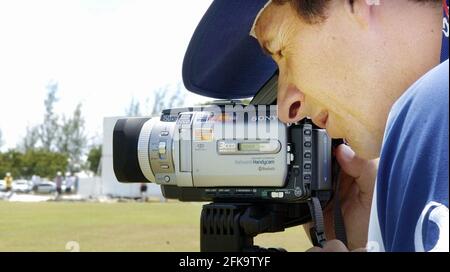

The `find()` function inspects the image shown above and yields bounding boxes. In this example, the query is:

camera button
[271,192,283,198]
[304,142,311,147]
[304,129,312,135]
[304,152,312,159]
[304,174,311,180]
[161,164,169,169]
[160,131,169,137]
[158,141,167,155]
[304,163,311,170]
[164,176,171,182]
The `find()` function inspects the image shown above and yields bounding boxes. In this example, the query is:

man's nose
[277,83,305,124]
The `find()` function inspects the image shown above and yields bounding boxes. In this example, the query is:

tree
[0,129,3,149]
[150,87,166,116]
[87,145,102,175]
[56,103,87,173]
[39,82,59,152]
[18,125,40,153]
[125,97,142,117]
[0,148,69,180]
[8,82,91,179]
[21,149,68,179]
[168,83,186,110]
[150,83,186,116]
[0,149,23,179]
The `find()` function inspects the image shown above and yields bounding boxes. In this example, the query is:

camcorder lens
[113,117,150,183]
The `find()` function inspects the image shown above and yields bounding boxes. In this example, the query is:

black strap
[333,167,348,246]
[308,197,326,247]
[307,140,348,248]
[308,156,348,248]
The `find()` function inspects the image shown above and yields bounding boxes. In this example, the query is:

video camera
[112,75,342,251]
[113,102,334,205]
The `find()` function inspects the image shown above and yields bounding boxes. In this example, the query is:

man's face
[254,2,400,159]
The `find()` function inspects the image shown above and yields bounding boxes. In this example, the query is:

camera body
[113,103,334,204]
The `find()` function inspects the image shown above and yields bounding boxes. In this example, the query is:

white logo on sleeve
[414,201,449,252]
[443,16,449,37]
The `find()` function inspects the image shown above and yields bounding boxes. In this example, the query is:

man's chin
[347,137,381,160]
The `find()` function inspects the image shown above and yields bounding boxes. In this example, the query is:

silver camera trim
[137,118,157,182]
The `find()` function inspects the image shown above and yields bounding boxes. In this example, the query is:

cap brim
[182,0,276,99]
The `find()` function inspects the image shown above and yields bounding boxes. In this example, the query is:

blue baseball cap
[182,0,276,99]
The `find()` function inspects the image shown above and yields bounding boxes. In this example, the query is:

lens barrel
[113,118,150,183]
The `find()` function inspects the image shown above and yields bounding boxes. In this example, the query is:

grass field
[0,201,312,252]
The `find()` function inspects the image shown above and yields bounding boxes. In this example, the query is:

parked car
[12,179,33,193]
[33,181,56,194]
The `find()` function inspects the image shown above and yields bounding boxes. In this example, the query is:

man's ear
[344,0,373,30]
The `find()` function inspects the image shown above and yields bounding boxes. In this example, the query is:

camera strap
[308,167,348,248]
[333,168,348,246]
[308,197,326,247]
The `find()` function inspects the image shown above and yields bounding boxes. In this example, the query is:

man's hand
[305,144,378,250]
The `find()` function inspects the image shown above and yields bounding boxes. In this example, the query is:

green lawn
[0,201,312,252]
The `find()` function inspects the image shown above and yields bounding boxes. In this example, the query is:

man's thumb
[335,144,369,179]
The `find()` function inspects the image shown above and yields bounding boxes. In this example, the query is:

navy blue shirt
[368,60,449,252]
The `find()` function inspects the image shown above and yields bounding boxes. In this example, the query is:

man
[183,0,448,251]
[140,183,148,202]
[55,171,63,199]
[65,172,73,194]
[4,172,13,192]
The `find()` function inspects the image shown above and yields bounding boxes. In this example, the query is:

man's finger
[335,144,369,179]
[306,246,323,252]
[306,240,349,252]
[335,144,378,194]
[322,239,349,252]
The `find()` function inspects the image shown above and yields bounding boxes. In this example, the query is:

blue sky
[0,0,213,150]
